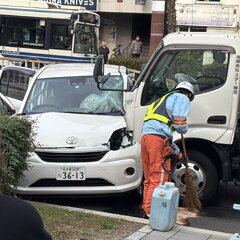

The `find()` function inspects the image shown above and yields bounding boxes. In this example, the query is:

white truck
[94,32,240,203]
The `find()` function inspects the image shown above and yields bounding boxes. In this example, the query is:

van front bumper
[15,143,142,195]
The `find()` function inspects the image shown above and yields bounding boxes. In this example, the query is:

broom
[181,134,202,210]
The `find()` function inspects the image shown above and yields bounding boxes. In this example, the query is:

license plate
[56,166,86,181]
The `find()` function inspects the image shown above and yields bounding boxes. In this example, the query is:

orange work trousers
[141,134,172,215]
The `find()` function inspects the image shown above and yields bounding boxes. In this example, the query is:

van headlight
[108,128,134,150]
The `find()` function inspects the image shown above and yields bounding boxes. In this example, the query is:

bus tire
[171,149,219,204]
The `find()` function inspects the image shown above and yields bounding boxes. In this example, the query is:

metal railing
[0,57,56,70]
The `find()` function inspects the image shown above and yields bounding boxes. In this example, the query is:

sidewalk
[59,205,232,240]
[125,224,232,240]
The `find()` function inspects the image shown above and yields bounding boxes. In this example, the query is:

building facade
[22,0,167,57]
[7,0,240,59]
[97,0,154,57]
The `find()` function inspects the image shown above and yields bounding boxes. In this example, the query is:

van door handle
[207,116,226,124]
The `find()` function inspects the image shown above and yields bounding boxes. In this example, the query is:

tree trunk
[165,0,177,34]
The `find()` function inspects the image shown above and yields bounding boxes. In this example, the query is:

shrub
[0,114,35,194]
[109,56,148,71]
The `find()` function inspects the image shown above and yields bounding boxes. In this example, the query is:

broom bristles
[183,168,202,210]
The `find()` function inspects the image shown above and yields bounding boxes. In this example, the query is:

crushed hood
[29,112,126,148]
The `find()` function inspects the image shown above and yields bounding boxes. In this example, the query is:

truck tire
[171,149,218,204]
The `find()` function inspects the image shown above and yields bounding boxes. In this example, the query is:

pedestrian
[141,81,195,219]
[0,194,52,240]
[130,35,143,58]
[99,40,110,64]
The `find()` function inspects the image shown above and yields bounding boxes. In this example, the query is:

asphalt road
[33,182,240,234]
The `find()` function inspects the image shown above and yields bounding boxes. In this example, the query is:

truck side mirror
[93,56,104,80]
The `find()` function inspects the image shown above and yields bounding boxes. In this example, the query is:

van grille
[29,178,114,187]
[35,151,108,163]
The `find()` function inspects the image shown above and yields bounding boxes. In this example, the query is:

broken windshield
[23,75,124,115]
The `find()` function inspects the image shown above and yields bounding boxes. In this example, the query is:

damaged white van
[0,64,142,196]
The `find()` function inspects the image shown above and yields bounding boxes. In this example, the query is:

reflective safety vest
[144,92,175,132]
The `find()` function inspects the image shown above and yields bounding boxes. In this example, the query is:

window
[141,50,229,105]
[0,17,45,48]
[0,70,31,100]
[50,24,72,50]
[24,76,123,115]
[178,26,207,32]
[74,24,97,54]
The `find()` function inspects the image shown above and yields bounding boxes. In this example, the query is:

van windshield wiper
[63,110,124,116]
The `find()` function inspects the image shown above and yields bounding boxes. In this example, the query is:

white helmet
[175,81,194,101]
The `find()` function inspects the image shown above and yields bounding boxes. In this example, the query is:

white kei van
[0,63,142,196]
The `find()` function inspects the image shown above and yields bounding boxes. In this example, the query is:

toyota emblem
[65,136,78,145]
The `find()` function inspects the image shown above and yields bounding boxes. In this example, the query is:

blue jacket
[142,92,190,150]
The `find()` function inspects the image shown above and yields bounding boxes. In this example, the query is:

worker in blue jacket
[141,81,195,218]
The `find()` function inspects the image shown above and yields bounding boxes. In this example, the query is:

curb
[48,203,232,239]
[57,204,149,224]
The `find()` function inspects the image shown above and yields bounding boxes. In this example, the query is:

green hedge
[109,56,148,71]
[0,114,35,194]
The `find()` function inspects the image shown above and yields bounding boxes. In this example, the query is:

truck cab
[129,32,240,203]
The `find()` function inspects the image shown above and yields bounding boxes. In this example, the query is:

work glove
[164,151,178,161]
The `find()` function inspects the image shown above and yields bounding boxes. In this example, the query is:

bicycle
[110,44,123,59]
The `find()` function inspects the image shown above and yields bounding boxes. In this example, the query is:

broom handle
[181,134,188,161]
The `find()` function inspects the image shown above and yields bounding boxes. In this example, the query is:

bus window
[0,70,30,101]
[50,24,72,50]
[0,17,45,49]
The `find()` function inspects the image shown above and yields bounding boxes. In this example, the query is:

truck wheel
[171,149,218,204]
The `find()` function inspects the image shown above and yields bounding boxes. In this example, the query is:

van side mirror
[0,93,16,114]
[0,104,8,113]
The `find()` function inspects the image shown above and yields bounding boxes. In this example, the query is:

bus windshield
[74,24,98,55]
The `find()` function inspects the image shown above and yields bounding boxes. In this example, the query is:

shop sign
[35,0,97,11]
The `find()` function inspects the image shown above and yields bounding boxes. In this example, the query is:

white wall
[98,0,152,13]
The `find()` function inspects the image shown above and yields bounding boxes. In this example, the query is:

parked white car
[0,63,142,195]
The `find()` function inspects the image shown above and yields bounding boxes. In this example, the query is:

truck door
[133,47,233,143]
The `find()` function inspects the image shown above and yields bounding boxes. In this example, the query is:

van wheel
[171,149,218,204]
[131,179,143,202]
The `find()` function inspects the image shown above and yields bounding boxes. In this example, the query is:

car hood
[29,112,126,148]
